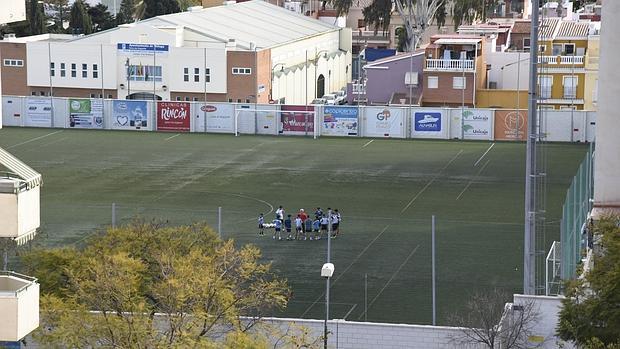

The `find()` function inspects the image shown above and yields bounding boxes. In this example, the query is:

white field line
[456,159,491,201]
[362,139,374,148]
[164,133,181,141]
[358,244,420,320]
[7,130,63,149]
[300,224,391,317]
[474,143,495,167]
[400,149,463,213]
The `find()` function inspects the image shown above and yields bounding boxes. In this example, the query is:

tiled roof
[511,20,531,34]
[556,21,590,39]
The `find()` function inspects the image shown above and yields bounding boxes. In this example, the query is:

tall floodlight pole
[324,209,332,349]
[524,0,540,295]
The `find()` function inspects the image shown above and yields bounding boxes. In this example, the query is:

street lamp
[313,50,329,98]
[271,63,286,103]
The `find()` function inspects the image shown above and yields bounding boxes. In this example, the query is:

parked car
[335,90,347,105]
[311,98,327,104]
[322,94,337,105]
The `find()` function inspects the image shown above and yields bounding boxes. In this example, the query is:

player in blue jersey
[258,213,265,236]
[284,215,293,240]
[273,217,282,240]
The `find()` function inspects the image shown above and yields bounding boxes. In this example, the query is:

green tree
[176,0,202,12]
[116,0,137,24]
[29,0,47,35]
[69,0,93,35]
[137,0,181,20]
[452,0,500,29]
[88,3,116,32]
[557,215,620,346]
[46,0,71,33]
[24,221,293,347]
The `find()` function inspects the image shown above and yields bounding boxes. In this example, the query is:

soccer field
[0,127,588,324]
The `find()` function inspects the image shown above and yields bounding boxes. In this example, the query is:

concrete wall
[477,89,529,109]
[593,0,620,214]
[486,51,530,90]
[511,295,575,349]
[261,317,485,349]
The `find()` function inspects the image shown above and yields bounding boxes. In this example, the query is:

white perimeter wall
[512,295,576,349]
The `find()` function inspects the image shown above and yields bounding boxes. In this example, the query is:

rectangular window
[232,67,252,75]
[237,99,242,102]
[245,99,250,103]
[228,98,233,102]
[427,76,438,89]
[3,59,24,67]
[563,75,578,99]
[523,38,531,50]
[564,44,575,55]
[71,63,77,77]
[193,97,199,101]
[453,76,466,90]
[93,64,98,78]
[50,62,55,77]
[82,63,88,78]
[90,93,96,98]
[205,68,211,83]
[184,67,189,82]
[185,97,190,101]
[128,65,162,82]
[539,45,546,53]
[176,96,181,101]
[552,44,562,56]
[194,68,200,82]
[538,75,553,99]
[60,63,66,77]
[31,91,37,96]
[108,94,113,99]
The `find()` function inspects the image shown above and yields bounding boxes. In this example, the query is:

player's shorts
[332,223,339,230]
[321,224,328,230]
[258,223,264,229]
[275,227,281,232]
[286,228,291,233]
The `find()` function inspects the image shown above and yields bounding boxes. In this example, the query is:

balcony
[537,55,585,65]
[425,59,475,71]
[0,271,39,342]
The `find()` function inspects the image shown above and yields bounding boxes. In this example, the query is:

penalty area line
[164,133,181,141]
[362,139,374,148]
[456,159,491,201]
[474,142,495,167]
[7,130,64,149]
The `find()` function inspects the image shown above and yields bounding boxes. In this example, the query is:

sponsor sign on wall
[157,102,190,132]
[462,109,493,140]
[25,98,52,127]
[195,103,234,133]
[112,100,148,130]
[281,105,314,135]
[364,107,404,138]
[494,110,527,141]
[68,99,103,129]
[117,43,169,56]
[322,106,358,136]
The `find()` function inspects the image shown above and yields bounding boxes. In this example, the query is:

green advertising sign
[69,99,91,113]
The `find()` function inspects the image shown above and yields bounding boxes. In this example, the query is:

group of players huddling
[258,206,342,240]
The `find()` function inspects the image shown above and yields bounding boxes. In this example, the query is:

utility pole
[524,0,540,295]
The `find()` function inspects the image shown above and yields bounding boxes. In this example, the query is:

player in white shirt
[275,206,285,221]
[295,215,303,240]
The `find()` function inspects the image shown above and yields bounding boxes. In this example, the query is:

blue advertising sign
[112,100,148,130]
[322,106,358,136]
[117,43,169,55]
[414,112,442,132]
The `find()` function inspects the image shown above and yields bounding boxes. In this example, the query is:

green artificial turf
[0,127,588,324]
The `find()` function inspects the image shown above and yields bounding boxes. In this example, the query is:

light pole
[125,58,131,99]
[322,208,334,349]
[271,63,286,103]
[313,50,329,99]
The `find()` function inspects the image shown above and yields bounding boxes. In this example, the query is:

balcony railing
[538,55,585,65]
[425,59,474,71]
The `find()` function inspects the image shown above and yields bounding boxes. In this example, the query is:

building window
[552,44,562,56]
[128,65,162,82]
[237,98,242,102]
[31,91,37,96]
[50,62,55,77]
[3,59,24,67]
[427,76,438,89]
[93,64,98,78]
[71,63,77,77]
[228,98,233,102]
[40,91,46,96]
[185,97,190,101]
[563,75,578,99]
[176,96,181,101]
[539,45,546,53]
[205,68,211,82]
[564,44,575,55]
[232,67,251,75]
[453,76,466,90]
[184,67,189,82]
[90,93,96,98]
[523,38,531,50]
[538,75,553,99]
[82,63,88,78]
[245,99,250,103]
[194,68,200,82]
[108,94,113,99]
[60,63,66,77]
[193,97,199,101]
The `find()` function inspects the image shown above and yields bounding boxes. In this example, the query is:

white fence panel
[2,96,25,127]
[363,106,405,138]
[541,111,574,142]
[411,108,449,139]
[52,97,68,128]
[193,102,234,133]
[572,111,587,143]
[235,104,278,135]
[586,112,596,142]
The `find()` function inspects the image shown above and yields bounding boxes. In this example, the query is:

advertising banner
[322,106,358,136]
[494,110,527,141]
[281,105,314,135]
[195,103,234,133]
[364,107,404,138]
[411,109,447,139]
[461,109,493,140]
[25,98,52,127]
[157,102,190,132]
[68,98,103,129]
[112,100,148,130]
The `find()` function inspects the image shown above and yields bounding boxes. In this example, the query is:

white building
[16,1,352,104]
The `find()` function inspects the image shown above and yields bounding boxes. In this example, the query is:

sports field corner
[0,127,588,324]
